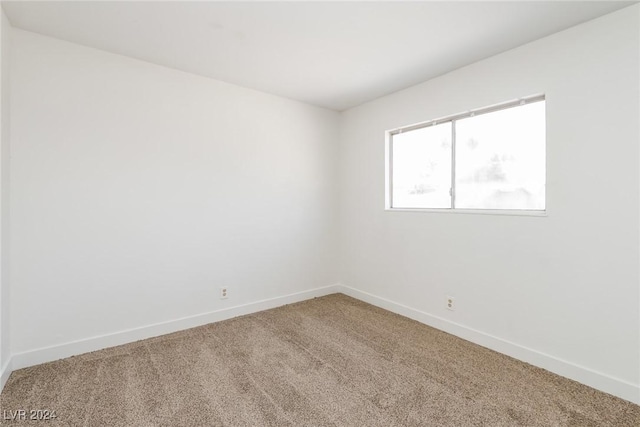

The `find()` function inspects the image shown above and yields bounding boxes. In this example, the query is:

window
[386,95,545,213]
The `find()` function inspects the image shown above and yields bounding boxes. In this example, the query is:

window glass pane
[392,123,452,208]
[454,102,545,210]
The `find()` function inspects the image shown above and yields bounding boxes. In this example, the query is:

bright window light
[387,96,546,213]
[392,123,452,209]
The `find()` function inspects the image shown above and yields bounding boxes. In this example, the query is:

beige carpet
[1,294,639,426]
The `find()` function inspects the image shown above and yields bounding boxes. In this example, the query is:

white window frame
[385,94,547,217]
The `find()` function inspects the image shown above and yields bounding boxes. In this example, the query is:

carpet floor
[1,294,639,426]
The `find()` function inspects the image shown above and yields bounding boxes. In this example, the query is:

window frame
[385,94,547,217]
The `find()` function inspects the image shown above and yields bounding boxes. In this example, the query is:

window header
[388,94,545,136]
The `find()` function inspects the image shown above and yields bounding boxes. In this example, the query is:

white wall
[10,29,339,357]
[0,7,11,389]
[339,6,640,403]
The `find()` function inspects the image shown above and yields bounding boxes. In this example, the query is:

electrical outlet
[220,287,228,299]
[446,296,455,311]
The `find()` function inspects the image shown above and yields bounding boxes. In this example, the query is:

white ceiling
[3,1,635,111]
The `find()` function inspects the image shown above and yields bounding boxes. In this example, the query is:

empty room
[0,0,639,425]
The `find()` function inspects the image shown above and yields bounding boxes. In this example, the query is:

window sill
[385,208,547,217]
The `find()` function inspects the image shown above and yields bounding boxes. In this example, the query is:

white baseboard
[11,284,341,371]
[8,283,639,405]
[338,284,640,405]
[0,357,12,393]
